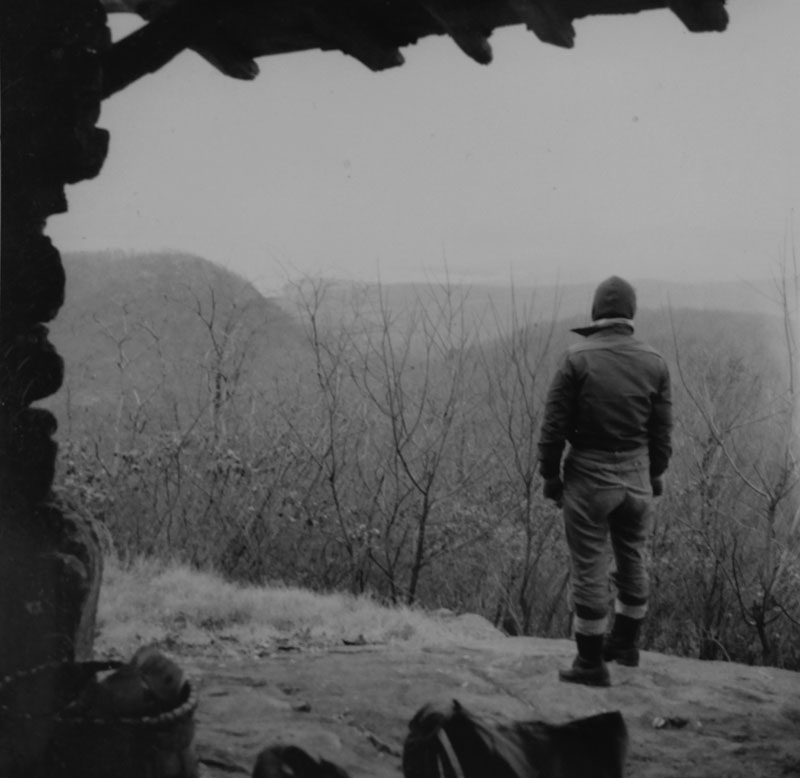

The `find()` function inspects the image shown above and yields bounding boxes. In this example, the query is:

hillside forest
[46,252,800,670]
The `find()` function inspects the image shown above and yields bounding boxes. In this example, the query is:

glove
[651,475,665,497]
[543,476,564,506]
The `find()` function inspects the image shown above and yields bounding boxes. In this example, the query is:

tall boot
[603,614,642,667]
[558,633,610,687]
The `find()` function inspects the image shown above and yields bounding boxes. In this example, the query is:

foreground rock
[174,637,800,778]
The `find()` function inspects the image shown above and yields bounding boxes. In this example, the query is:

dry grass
[96,556,502,658]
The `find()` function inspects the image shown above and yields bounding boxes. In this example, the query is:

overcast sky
[49,1,800,294]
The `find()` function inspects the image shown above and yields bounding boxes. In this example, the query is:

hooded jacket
[537,278,672,479]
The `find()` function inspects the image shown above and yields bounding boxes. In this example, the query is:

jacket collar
[570,317,635,337]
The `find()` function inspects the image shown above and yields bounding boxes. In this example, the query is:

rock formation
[0,0,107,677]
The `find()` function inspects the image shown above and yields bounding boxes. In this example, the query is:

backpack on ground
[402,699,628,778]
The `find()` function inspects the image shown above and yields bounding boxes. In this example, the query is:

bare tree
[475,287,567,634]
[663,249,800,665]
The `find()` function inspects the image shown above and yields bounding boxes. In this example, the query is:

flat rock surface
[179,636,800,777]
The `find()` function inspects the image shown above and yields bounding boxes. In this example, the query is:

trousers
[562,447,653,634]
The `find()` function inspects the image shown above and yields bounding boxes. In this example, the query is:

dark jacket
[538,323,672,479]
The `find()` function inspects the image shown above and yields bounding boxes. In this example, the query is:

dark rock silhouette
[252,745,352,778]
[99,0,728,96]
[1,0,107,685]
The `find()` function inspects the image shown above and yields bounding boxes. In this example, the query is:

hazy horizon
[61,249,786,325]
[49,1,800,295]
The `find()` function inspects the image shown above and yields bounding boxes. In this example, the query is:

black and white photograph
[2,2,799,776]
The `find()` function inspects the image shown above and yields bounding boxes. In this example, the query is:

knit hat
[591,276,636,320]
[571,276,636,336]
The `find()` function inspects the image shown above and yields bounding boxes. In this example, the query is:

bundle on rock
[252,745,352,778]
[402,699,628,778]
[0,646,197,778]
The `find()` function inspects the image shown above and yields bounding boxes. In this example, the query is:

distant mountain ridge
[275,275,783,357]
[282,276,779,323]
[44,251,785,439]
[46,251,308,434]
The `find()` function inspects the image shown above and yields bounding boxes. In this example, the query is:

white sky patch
[49,0,800,293]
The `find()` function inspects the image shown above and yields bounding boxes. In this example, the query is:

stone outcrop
[99,0,729,97]
[0,0,108,678]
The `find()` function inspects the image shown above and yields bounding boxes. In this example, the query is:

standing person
[538,276,672,687]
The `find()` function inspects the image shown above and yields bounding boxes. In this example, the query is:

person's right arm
[538,353,576,481]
